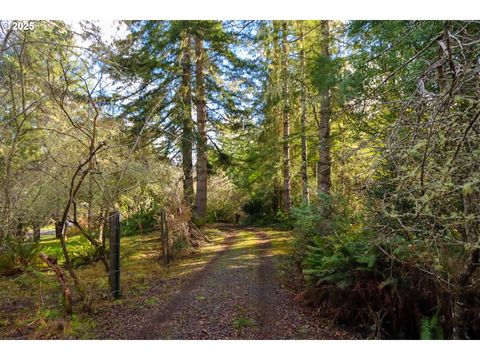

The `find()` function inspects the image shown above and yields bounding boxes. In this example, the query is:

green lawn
[40,235,91,261]
[37,229,173,265]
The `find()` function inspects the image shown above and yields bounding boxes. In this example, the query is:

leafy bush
[121,209,157,236]
[303,233,377,289]
[0,239,42,276]
[242,193,294,228]
[293,193,359,263]
[243,193,277,223]
[70,243,105,268]
[207,170,246,223]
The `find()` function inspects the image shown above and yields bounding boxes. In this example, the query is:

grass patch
[0,231,166,339]
[64,314,97,339]
[40,235,90,261]
[232,315,255,330]
[263,228,293,256]
[0,225,294,339]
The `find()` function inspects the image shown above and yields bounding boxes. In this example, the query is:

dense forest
[0,20,479,340]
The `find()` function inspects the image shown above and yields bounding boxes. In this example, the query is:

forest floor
[0,225,359,339]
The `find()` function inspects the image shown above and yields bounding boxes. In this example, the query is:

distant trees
[246,20,336,216]
[0,21,71,240]
[109,20,254,223]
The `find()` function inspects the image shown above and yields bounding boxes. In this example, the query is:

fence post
[109,211,121,299]
[160,209,169,265]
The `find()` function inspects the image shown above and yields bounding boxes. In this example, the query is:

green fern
[0,239,42,276]
[420,314,444,340]
[420,318,432,339]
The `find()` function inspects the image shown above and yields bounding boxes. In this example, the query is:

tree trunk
[1,137,17,238]
[14,218,24,238]
[181,31,194,207]
[97,208,106,245]
[59,218,83,299]
[55,219,63,239]
[33,225,41,243]
[87,101,98,234]
[98,207,109,273]
[317,20,332,196]
[300,22,309,204]
[281,21,291,213]
[57,142,106,300]
[40,252,73,314]
[87,173,94,233]
[194,33,208,222]
[270,21,282,215]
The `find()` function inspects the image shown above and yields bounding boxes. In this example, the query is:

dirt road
[96,225,356,339]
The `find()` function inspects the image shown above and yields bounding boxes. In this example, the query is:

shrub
[242,193,294,228]
[207,170,246,223]
[302,233,377,289]
[242,194,276,223]
[294,193,455,339]
[0,239,42,276]
[121,209,157,236]
[70,243,105,268]
[293,193,359,263]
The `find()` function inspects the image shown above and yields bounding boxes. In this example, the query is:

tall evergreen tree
[193,31,207,221]
[109,21,255,221]
[180,29,194,206]
[281,21,292,212]
[299,21,309,203]
[317,20,332,196]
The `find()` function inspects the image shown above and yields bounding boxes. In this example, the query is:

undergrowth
[293,193,459,339]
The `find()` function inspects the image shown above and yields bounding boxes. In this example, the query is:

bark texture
[317,20,332,196]
[40,252,73,314]
[281,21,291,212]
[300,22,309,203]
[181,31,194,206]
[194,33,208,222]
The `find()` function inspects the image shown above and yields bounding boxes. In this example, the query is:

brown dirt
[93,225,358,339]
